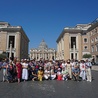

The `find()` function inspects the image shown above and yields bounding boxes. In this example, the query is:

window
[84,46,87,50]
[71,37,76,48]
[96,44,98,52]
[91,39,94,43]
[8,36,15,48]
[95,37,98,42]
[84,38,87,43]
[71,53,73,59]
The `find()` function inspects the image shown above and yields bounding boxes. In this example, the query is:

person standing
[2,59,8,82]
[66,59,72,79]
[22,59,28,82]
[80,60,86,81]
[16,60,22,83]
[85,60,92,82]
[6,62,13,83]
[61,61,66,69]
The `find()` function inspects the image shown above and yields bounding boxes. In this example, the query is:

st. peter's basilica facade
[30,40,56,60]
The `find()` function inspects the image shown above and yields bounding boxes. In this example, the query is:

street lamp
[9,41,12,60]
[73,42,75,60]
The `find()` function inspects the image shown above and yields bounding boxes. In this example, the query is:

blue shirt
[72,68,80,74]
[2,62,7,69]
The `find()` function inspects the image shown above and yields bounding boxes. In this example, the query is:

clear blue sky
[0,0,98,50]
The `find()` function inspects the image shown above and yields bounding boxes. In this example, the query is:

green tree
[82,54,92,58]
[0,53,7,60]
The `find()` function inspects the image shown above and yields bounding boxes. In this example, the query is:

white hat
[58,68,61,70]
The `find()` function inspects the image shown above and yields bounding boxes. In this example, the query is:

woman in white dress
[66,59,72,79]
[22,59,28,81]
[80,60,86,80]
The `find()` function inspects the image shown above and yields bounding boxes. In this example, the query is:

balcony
[70,48,78,52]
[6,48,16,52]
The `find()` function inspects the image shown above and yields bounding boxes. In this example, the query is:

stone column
[32,53,34,59]
[36,53,37,60]
[44,53,46,60]
[78,33,82,60]
[73,42,76,60]
[64,33,70,60]
[38,53,40,60]
[16,32,21,60]
[53,52,55,60]
[48,53,50,60]
[43,53,44,59]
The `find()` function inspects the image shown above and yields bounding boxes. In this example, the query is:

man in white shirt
[85,60,92,82]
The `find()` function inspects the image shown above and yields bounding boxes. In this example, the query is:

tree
[0,53,7,60]
[82,54,92,59]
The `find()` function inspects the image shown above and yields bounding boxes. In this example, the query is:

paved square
[0,67,98,98]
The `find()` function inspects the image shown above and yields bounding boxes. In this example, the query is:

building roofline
[87,22,98,31]
[0,26,30,42]
[56,28,83,43]
[0,26,21,31]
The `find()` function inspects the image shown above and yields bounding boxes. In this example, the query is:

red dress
[16,63,22,79]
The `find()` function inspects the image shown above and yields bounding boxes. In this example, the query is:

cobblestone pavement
[0,68,98,98]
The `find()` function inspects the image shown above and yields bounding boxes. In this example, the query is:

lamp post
[73,42,75,60]
[9,41,12,60]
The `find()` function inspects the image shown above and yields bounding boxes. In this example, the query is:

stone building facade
[30,40,56,60]
[88,18,98,63]
[56,18,98,62]
[0,22,29,60]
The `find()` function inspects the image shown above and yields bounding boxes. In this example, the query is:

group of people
[0,58,92,83]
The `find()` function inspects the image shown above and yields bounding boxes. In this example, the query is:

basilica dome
[38,39,48,49]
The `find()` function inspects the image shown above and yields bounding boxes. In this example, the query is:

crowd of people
[0,58,92,83]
